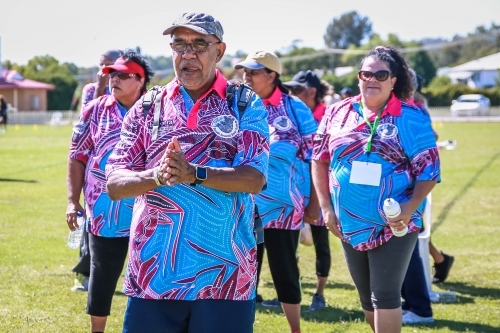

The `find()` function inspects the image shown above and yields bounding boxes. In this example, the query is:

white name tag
[349,161,382,186]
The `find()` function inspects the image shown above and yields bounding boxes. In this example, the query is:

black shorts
[264,228,301,304]
[87,233,129,317]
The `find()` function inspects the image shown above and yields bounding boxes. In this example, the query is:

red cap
[102,57,145,78]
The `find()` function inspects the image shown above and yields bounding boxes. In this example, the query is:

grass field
[0,123,499,333]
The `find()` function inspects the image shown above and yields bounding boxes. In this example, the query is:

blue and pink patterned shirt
[106,71,270,301]
[255,87,317,230]
[313,93,440,250]
[69,95,134,237]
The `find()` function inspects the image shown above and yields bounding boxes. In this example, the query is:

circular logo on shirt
[377,123,398,139]
[273,116,292,131]
[211,115,239,138]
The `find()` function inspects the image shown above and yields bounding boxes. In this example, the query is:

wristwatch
[194,165,208,185]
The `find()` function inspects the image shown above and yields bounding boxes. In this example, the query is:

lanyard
[360,101,386,155]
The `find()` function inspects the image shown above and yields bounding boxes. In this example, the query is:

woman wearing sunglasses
[312,46,440,333]
[234,51,318,333]
[66,49,154,333]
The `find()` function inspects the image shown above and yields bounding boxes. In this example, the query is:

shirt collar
[352,92,402,118]
[166,69,227,100]
[313,103,326,122]
[104,95,116,107]
[262,86,282,107]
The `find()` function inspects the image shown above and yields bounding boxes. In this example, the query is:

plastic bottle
[383,198,408,237]
[67,211,84,249]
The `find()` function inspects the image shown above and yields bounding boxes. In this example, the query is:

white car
[450,94,491,116]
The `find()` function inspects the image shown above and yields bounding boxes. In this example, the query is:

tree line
[2,11,499,109]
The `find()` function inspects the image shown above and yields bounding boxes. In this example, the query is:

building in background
[445,52,500,88]
[0,70,55,111]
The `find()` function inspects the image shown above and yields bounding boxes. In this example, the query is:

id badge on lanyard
[349,102,384,187]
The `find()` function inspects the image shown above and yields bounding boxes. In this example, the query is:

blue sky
[0,0,498,67]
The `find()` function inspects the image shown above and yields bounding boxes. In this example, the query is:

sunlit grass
[0,123,499,332]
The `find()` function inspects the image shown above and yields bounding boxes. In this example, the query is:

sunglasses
[358,70,392,82]
[170,40,220,53]
[109,72,138,80]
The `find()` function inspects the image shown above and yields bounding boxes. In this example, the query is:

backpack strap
[285,95,301,134]
[142,85,159,118]
[151,92,163,141]
[226,82,263,244]
[141,85,162,142]
[226,83,253,120]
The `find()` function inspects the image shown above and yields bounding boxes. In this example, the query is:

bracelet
[153,167,162,187]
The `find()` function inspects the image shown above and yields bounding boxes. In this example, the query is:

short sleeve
[81,83,96,107]
[106,101,148,176]
[69,100,97,164]
[399,108,441,182]
[232,93,270,180]
[312,105,334,161]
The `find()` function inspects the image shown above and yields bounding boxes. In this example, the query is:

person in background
[106,13,269,333]
[70,49,122,292]
[408,70,454,284]
[235,51,318,333]
[399,68,435,325]
[0,95,7,132]
[81,50,122,109]
[283,70,332,312]
[340,87,353,100]
[66,49,154,333]
[323,85,341,106]
[312,46,440,333]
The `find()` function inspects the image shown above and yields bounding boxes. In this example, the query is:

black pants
[87,233,129,316]
[310,224,331,277]
[260,229,302,304]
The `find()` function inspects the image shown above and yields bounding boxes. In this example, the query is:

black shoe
[255,294,263,303]
[433,252,454,283]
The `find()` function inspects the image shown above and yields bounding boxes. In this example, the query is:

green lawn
[0,123,499,333]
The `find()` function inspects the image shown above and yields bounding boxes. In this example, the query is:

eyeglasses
[170,40,220,53]
[109,72,138,80]
[358,70,392,82]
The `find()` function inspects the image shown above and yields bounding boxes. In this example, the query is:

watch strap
[153,167,162,187]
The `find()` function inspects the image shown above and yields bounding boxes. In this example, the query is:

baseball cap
[283,70,321,89]
[163,12,224,42]
[340,87,353,95]
[101,57,145,78]
[234,51,282,75]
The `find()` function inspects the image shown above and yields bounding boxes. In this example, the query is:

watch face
[196,166,208,181]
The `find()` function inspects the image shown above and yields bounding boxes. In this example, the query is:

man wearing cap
[105,13,269,333]
[66,49,154,333]
[283,70,333,312]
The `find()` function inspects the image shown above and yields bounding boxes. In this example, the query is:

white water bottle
[383,198,408,237]
[67,211,84,249]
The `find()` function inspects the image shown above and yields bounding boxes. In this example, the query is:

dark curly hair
[359,46,413,101]
[120,49,155,93]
